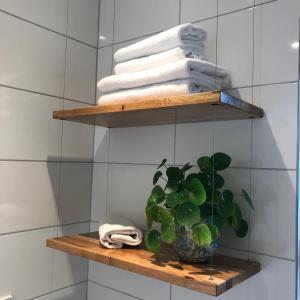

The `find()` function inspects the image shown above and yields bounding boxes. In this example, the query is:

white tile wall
[67,0,99,47]
[59,163,92,225]
[98,0,114,47]
[89,263,170,300]
[0,161,59,234]
[62,101,95,162]
[0,0,68,34]
[218,0,254,15]
[0,11,65,97]
[65,39,97,104]
[88,282,137,300]
[0,87,62,161]
[114,0,180,43]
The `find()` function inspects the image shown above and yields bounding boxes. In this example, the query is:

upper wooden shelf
[47,232,260,297]
[53,91,263,128]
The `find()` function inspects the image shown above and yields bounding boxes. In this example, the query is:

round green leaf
[222,190,234,202]
[218,190,235,217]
[178,189,190,204]
[176,202,200,226]
[145,230,161,253]
[153,171,162,185]
[145,205,157,229]
[151,185,165,204]
[146,194,156,208]
[207,224,219,240]
[192,224,212,247]
[234,219,248,238]
[213,173,225,189]
[165,179,179,192]
[211,152,231,171]
[166,167,184,181]
[166,192,180,208]
[188,178,206,206]
[212,214,226,231]
[197,156,212,174]
[157,158,167,169]
[154,207,172,223]
[161,218,176,244]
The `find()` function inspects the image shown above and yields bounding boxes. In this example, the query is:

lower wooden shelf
[47,232,260,296]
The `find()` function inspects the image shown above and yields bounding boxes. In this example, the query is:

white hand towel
[114,23,207,63]
[99,217,143,249]
[114,47,205,75]
[98,79,211,105]
[98,58,230,94]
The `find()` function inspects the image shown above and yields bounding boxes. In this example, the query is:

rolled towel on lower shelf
[99,217,143,249]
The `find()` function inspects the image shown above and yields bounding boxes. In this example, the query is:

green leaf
[181,163,193,173]
[153,171,162,185]
[213,173,225,189]
[161,218,176,244]
[188,178,206,206]
[178,189,190,203]
[218,190,235,217]
[241,189,254,210]
[176,202,200,226]
[157,158,167,169]
[207,224,219,240]
[165,179,179,192]
[232,203,242,229]
[234,219,248,238]
[211,152,231,171]
[212,214,226,231]
[145,230,161,253]
[197,156,212,174]
[151,185,165,204]
[166,192,180,208]
[145,204,157,229]
[154,207,172,223]
[166,167,184,181]
[146,194,157,208]
[192,224,212,247]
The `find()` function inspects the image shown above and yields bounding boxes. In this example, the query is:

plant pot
[173,226,219,263]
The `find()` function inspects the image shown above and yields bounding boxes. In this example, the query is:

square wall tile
[254,0,300,85]
[67,0,99,47]
[36,282,87,300]
[114,0,180,43]
[195,18,217,64]
[0,228,54,300]
[217,9,253,88]
[62,101,94,162]
[252,83,297,169]
[88,281,136,300]
[109,125,174,164]
[97,46,113,100]
[180,0,217,23]
[59,163,93,225]
[89,262,171,300]
[98,0,115,47]
[94,126,110,162]
[65,39,97,104]
[0,11,65,96]
[250,169,296,260]
[171,254,295,300]
[0,161,59,234]
[91,163,108,222]
[0,0,68,34]
[52,223,89,290]
[0,87,62,161]
[107,164,156,230]
[218,0,254,15]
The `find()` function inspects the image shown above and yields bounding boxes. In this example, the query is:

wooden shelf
[47,232,260,296]
[53,91,263,128]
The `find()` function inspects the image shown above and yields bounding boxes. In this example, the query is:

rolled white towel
[99,217,143,249]
[98,58,230,94]
[114,23,207,63]
[98,79,215,105]
[114,47,205,75]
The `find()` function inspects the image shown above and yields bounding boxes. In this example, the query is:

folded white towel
[98,58,230,94]
[98,79,212,105]
[114,23,207,63]
[114,47,205,75]
[99,217,143,249]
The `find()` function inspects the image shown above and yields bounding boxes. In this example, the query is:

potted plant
[144,152,254,263]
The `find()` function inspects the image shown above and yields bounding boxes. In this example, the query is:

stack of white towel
[97,23,230,104]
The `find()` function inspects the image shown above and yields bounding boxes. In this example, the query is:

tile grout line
[0,8,98,49]
[88,280,142,300]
